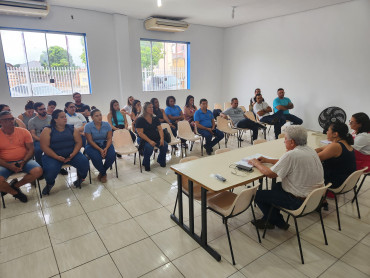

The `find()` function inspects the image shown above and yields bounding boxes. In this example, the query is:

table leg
[188,180,194,234]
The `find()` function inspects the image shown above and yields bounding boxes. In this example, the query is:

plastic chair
[278,133,285,139]
[112,129,142,172]
[1,172,42,208]
[172,156,218,214]
[216,116,238,148]
[102,114,108,122]
[263,184,331,264]
[62,163,92,186]
[328,167,368,230]
[351,172,369,204]
[239,106,247,113]
[214,103,223,110]
[177,121,201,157]
[224,102,232,111]
[207,185,261,265]
[161,123,181,155]
[227,115,253,145]
[215,148,231,155]
[125,114,133,130]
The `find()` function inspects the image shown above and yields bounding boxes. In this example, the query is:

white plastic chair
[177,120,201,157]
[239,105,247,113]
[263,184,331,264]
[216,116,238,148]
[113,129,142,172]
[328,167,368,230]
[224,102,232,111]
[125,114,133,130]
[207,185,261,265]
[161,123,181,155]
[214,103,223,110]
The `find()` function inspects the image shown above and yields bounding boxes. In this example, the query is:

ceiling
[49,0,353,28]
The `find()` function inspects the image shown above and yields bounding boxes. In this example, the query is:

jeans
[143,141,168,169]
[0,160,41,179]
[284,113,303,125]
[255,182,304,226]
[34,141,43,166]
[84,144,116,176]
[260,110,286,139]
[198,128,224,149]
[81,135,87,147]
[236,118,263,140]
[42,152,89,186]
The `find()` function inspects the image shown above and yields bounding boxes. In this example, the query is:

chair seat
[115,146,138,155]
[168,138,181,145]
[218,127,238,135]
[62,164,71,168]
[180,135,201,141]
[207,191,238,216]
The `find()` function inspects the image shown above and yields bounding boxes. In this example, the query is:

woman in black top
[135,102,168,171]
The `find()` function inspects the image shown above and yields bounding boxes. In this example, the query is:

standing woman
[40,110,89,195]
[136,102,168,171]
[18,100,36,128]
[107,99,136,142]
[183,95,197,129]
[84,109,115,183]
[350,112,370,172]
[123,96,135,114]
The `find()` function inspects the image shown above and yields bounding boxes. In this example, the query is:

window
[0,29,91,97]
[140,39,189,91]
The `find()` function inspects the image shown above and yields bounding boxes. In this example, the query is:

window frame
[140,38,191,92]
[0,27,92,97]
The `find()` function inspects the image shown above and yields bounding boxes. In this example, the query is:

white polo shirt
[271,145,324,197]
[66,113,86,128]
[253,102,271,120]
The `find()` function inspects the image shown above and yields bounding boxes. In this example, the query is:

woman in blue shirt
[165,96,186,146]
[107,99,136,142]
[84,109,115,183]
[40,109,89,195]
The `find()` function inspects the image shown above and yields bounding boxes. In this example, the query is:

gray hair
[285,125,307,146]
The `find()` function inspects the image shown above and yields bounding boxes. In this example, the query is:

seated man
[250,88,264,107]
[194,99,224,155]
[253,93,286,139]
[221,98,266,141]
[28,102,52,167]
[249,126,324,230]
[0,111,43,203]
[273,88,303,125]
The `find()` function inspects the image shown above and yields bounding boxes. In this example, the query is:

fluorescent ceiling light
[157,0,162,7]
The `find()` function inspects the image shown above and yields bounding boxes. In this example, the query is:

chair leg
[1,194,5,208]
[134,153,136,165]
[37,179,42,199]
[200,137,204,156]
[190,141,194,151]
[251,204,261,243]
[319,210,328,245]
[115,157,118,178]
[353,187,361,219]
[286,214,290,224]
[263,206,273,238]
[139,153,142,173]
[293,217,304,264]
[88,164,92,184]
[224,219,236,265]
[352,175,367,203]
[334,194,341,231]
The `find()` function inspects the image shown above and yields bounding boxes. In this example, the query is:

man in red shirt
[0,111,43,203]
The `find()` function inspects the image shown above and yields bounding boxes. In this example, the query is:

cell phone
[15,162,21,168]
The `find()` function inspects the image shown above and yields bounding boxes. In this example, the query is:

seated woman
[150,98,173,127]
[135,102,168,171]
[40,110,89,195]
[316,122,356,207]
[65,102,87,146]
[18,100,36,129]
[165,96,186,147]
[107,99,136,142]
[84,109,116,183]
[349,112,370,172]
[183,95,197,130]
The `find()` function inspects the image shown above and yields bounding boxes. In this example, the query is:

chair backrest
[227,185,259,217]
[292,184,331,216]
[125,114,132,127]
[215,148,231,155]
[239,106,247,113]
[178,120,194,137]
[224,102,232,111]
[253,139,267,145]
[102,114,108,122]
[278,133,285,139]
[245,111,256,122]
[335,167,368,194]
[214,103,222,110]
[161,123,177,141]
[112,129,134,149]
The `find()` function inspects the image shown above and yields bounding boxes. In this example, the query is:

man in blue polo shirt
[194,99,224,155]
[273,88,303,125]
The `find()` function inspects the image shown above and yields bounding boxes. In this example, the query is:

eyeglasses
[69,106,76,109]
[38,108,46,111]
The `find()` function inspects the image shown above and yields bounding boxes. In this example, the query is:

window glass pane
[140,39,188,92]
[1,30,31,97]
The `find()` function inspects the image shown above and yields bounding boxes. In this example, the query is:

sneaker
[14,192,28,203]
[42,185,52,195]
[100,175,107,183]
[73,178,84,189]
[60,168,69,175]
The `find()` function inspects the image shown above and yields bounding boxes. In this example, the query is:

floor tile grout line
[0,245,50,265]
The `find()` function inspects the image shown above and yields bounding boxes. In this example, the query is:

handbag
[162,128,171,143]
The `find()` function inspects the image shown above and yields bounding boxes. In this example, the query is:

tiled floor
[1,130,369,278]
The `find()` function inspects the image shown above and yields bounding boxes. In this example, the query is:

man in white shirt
[253,94,286,139]
[249,126,324,230]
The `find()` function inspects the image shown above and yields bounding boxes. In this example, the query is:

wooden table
[170,131,327,261]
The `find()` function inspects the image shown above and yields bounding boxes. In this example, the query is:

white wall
[0,6,224,116]
[222,0,370,131]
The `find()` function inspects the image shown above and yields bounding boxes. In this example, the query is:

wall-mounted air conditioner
[144,17,189,32]
[0,0,49,18]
